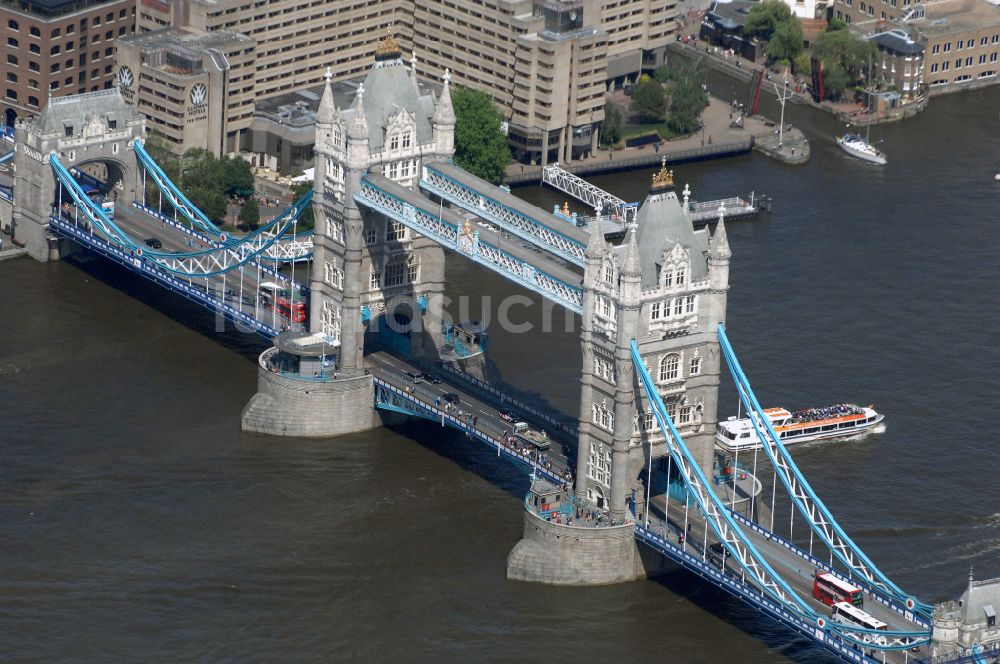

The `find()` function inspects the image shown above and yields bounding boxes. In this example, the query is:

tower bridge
[1,34,996,664]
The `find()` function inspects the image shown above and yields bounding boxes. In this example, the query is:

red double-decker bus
[260,282,306,323]
[813,572,863,609]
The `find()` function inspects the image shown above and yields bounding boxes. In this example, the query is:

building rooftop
[907,0,1000,37]
[32,88,141,134]
[119,27,253,77]
[0,0,123,19]
[868,29,925,55]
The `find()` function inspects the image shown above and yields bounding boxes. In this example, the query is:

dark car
[143,237,162,249]
[442,392,460,405]
[498,409,517,423]
[421,372,443,384]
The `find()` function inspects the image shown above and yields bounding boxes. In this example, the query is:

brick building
[1,0,135,125]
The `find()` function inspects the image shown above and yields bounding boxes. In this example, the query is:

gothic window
[332,125,342,149]
[597,295,614,320]
[592,402,614,432]
[365,226,378,244]
[326,157,335,176]
[673,298,684,316]
[666,399,678,422]
[663,269,673,288]
[675,265,686,286]
[385,260,405,287]
[587,442,612,485]
[659,354,680,382]
[388,161,399,180]
[324,261,343,289]
[650,301,662,320]
[643,411,655,431]
[685,294,696,314]
[679,405,693,424]
[370,270,381,289]
[390,132,399,150]
[321,300,341,341]
[689,355,701,376]
[594,355,615,382]
[402,131,411,149]
[386,220,406,241]
[603,262,614,284]
[407,257,419,283]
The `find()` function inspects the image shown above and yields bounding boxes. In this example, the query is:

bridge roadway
[367,349,929,663]
[68,203,303,333]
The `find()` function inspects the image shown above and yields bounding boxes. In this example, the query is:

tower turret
[433,69,456,155]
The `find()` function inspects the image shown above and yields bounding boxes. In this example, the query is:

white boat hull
[715,413,885,452]
[837,137,886,165]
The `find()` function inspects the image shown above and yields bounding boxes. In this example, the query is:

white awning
[984,604,996,619]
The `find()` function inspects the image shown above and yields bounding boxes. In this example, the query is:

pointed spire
[348,82,368,139]
[585,203,607,259]
[317,66,335,126]
[433,68,455,125]
[710,211,731,260]
[623,228,641,276]
[410,51,421,95]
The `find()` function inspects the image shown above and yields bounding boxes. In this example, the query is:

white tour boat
[716,404,884,451]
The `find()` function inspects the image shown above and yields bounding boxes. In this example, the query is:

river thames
[1,82,998,662]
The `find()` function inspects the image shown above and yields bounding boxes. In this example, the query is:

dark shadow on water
[65,251,270,362]
[648,558,846,664]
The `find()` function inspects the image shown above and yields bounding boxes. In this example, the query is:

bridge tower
[243,31,454,437]
[11,90,144,261]
[508,163,731,584]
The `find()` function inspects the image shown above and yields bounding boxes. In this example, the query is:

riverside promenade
[504,95,808,186]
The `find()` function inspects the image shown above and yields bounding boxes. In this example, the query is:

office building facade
[1,0,135,125]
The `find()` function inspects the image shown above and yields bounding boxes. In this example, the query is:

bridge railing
[372,376,567,485]
[428,360,578,436]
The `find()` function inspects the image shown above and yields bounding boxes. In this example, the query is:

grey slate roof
[629,188,709,288]
[868,30,925,56]
[341,56,434,151]
[35,89,139,134]
[959,577,1000,626]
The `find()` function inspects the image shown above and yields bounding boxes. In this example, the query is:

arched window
[659,354,680,382]
[389,132,399,151]
[603,261,614,284]
[8,19,19,30]
[401,130,411,149]
[675,265,686,286]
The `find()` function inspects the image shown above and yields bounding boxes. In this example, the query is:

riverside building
[1,0,135,125]
[114,27,255,156]
[133,0,677,166]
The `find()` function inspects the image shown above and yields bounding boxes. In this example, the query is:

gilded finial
[375,23,402,61]
[651,157,674,191]
[561,201,571,216]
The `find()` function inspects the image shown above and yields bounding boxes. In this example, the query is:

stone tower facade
[308,33,453,371]
[574,163,731,520]
[11,89,144,261]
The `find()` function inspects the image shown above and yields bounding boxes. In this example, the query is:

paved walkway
[505,93,808,184]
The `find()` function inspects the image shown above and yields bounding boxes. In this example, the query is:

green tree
[666,64,709,134]
[290,180,315,231]
[793,52,812,76]
[239,197,261,231]
[188,187,227,222]
[451,85,510,184]
[222,157,254,197]
[652,64,671,83]
[630,77,667,123]
[743,0,793,41]
[826,16,847,31]
[813,29,876,98]
[602,101,623,146]
[769,19,804,62]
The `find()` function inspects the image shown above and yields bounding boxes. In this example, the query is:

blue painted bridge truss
[355,175,583,314]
